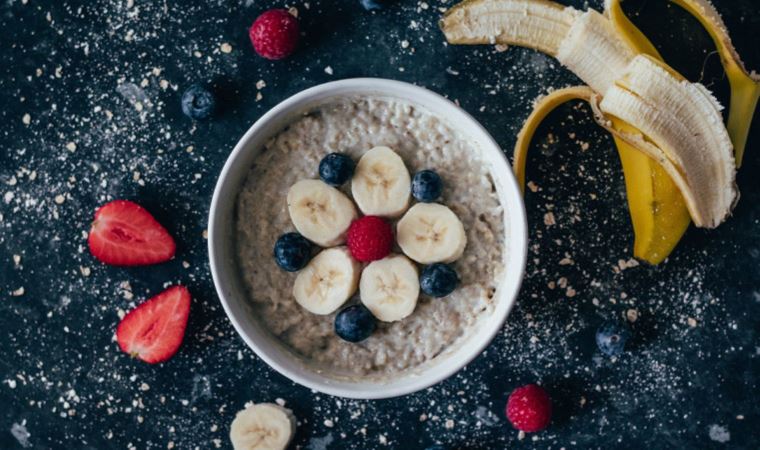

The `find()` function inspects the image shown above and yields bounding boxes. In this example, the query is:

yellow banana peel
[608,0,760,167]
[513,87,689,264]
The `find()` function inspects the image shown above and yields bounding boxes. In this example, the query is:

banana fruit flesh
[440,0,579,55]
[360,254,420,322]
[607,0,760,167]
[396,203,467,264]
[293,247,360,315]
[352,146,412,218]
[598,55,736,228]
[441,0,753,261]
[229,403,296,450]
[287,179,357,247]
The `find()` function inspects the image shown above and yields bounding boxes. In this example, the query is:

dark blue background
[1,0,758,448]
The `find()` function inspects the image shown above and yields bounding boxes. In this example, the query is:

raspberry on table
[248,9,300,60]
[506,384,552,432]
[346,216,393,262]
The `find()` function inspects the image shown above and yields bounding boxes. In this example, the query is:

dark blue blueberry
[420,263,459,298]
[181,84,215,120]
[595,321,631,356]
[359,0,388,11]
[334,304,376,343]
[412,170,443,203]
[319,153,355,186]
[273,232,312,272]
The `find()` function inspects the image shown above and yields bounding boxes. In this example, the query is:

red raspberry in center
[506,384,552,432]
[347,216,393,262]
[248,9,300,60]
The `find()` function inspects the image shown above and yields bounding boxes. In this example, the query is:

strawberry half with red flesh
[88,200,176,266]
[116,285,191,364]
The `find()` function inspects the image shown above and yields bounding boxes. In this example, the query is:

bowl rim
[208,78,528,399]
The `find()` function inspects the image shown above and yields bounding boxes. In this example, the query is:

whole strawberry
[347,216,393,262]
[506,384,552,432]
[249,9,300,60]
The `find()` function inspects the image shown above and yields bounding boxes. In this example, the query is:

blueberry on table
[595,321,631,356]
[335,304,376,342]
[319,153,355,186]
[359,0,388,11]
[420,263,459,297]
[181,84,215,120]
[412,170,443,202]
[273,232,312,272]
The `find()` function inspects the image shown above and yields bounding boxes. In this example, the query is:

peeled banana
[441,0,755,262]
[607,0,760,167]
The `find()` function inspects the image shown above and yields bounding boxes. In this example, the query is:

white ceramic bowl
[208,78,527,399]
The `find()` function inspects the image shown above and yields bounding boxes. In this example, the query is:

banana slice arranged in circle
[351,146,411,218]
[229,403,296,450]
[396,203,467,264]
[360,254,420,322]
[293,247,360,315]
[287,179,358,247]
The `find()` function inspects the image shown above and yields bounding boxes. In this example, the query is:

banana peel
[607,0,760,167]
[513,87,689,264]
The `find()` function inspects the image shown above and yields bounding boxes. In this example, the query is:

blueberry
[181,84,215,120]
[420,263,459,297]
[273,232,312,272]
[595,321,631,356]
[359,0,388,11]
[412,170,443,202]
[319,153,355,186]
[334,304,376,342]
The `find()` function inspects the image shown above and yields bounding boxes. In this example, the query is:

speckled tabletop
[1,0,759,449]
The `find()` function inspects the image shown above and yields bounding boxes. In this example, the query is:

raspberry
[347,216,393,262]
[248,9,299,60]
[506,384,552,432]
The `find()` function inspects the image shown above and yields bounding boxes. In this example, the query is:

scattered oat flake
[626,309,638,322]
[324,66,334,75]
[687,317,698,327]
[22,114,31,125]
[543,212,556,226]
[495,44,510,52]
[256,80,266,90]
[11,287,25,297]
[66,142,77,152]
[220,43,232,53]
[54,194,66,204]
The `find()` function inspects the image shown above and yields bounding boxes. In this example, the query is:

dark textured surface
[1,0,759,448]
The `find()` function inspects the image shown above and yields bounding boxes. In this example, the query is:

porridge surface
[235,97,506,377]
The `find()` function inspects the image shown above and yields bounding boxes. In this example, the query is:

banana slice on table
[293,247,360,315]
[351,146,411,218]
[396,203,467,264]
[360,254,419,322]
[287,179,358,247]
[229,403,296,450]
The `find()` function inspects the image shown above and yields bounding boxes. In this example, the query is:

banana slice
[359,254,419,322]
[351,146,411,218]
[396,203,467,264]
[293,247,360,315]
[229,403,296,450]
[287,179,358,247]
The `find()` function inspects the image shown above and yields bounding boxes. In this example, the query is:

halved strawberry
[88,200,176,266]
[116,285,191,364]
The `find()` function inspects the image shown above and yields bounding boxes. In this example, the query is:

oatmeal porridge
[235,96,506,377]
